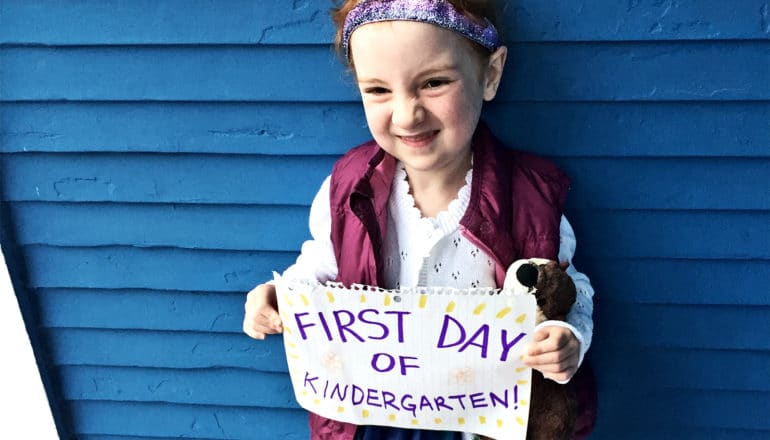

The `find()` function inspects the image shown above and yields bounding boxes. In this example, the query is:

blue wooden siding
[1,1,768,439]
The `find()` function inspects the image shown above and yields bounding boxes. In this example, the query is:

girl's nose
[391,95,424,129]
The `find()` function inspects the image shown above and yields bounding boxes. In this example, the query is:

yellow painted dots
[515,367,526,373]
[283,325,293,335]
[389,414,397,422]
[419,295,428,309]
[478,416,487,424]
[337,406,345,413]
[446,301,456,313]
[520,399,529,406]
[287,341,297,349]
[518,380,529,385]
[473,303,487,315]
[287,353,299,360]
[301,390,308,396]
[326,291,335,303]
[457,417,465,425]
[516,417,526,426]
[496,307,512,319]
[314,399,320,405]
[283,294,294,307]
[384,294,392,306]
[516,313,527,324]
[434,418,442,425]
[497,419,504,428]
[362,410,370,418]
[300,294,309,306]
[411,419,419,426]
[360,294,367,303]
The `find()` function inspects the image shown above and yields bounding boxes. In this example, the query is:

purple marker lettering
[317,312,334,341]
[448,394,468,410]
[436,314,466,349]
[294,312,315,341]
[434,396,453,411]
[401,394,417,418]
[383,310,410,343]
[382,391,399,411]
[333,309,365,343]
[303,371,319,394]
[458,325,490,359]
[351,385,365,405]
[358,309,389,340]
[367,388,382,407]
[490,389,509,408]
[500,330,527,362]
[469,392,488,409]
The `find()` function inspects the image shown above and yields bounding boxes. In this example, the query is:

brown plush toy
[506,259,579,440]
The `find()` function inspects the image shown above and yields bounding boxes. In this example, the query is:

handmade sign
[275,276,536,440]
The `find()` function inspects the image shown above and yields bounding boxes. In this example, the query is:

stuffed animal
[504,258,578,440]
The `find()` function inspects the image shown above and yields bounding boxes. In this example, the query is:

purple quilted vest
[308,123,596,439]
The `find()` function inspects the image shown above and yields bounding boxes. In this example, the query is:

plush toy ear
[516,263,539,289]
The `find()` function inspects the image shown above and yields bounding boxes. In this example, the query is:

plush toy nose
[516,263,539,289]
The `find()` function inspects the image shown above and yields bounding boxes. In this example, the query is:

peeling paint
[208,126,294,140]
[147,379,169,393]
[209,312,231,330]
[52,177,115,199]
[256,10,322,44]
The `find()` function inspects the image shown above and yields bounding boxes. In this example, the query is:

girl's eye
[423,78,451,89]
[363,87,390,95]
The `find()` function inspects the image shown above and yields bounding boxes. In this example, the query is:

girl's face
[350,20,506,179]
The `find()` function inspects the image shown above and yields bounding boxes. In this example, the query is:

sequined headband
[341,0,500,63]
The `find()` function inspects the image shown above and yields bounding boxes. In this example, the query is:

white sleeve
[279,176,339,284]
[534,215,595,376]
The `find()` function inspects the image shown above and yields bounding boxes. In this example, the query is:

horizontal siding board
[1,153,336,206]
[3,0,769,44]
[591,429,770,440]
[12,204,770,258]
[594,303,770,350]
[22,246,770,305]
[2,42,768,101]
[23,246,295,291]
[594,389,770,431]
[4,155,769,210]
[594,348,770,392]
[59,366,298,408]
[49,328,288,372]
[2,102,768,157]
[38,289,246,333]
[69,400,308,440]
[579,259,770,306]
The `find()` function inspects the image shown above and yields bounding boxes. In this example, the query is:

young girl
[243,1,596,438]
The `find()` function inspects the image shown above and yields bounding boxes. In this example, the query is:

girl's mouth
[398,130,439,147]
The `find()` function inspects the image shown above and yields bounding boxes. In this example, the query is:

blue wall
[1,1,768,439]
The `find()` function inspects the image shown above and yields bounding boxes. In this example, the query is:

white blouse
[281,165,594,376]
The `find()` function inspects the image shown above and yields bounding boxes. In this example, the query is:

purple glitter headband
[341,0,500,62]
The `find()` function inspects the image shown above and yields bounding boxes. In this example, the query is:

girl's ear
[483,46,507,101]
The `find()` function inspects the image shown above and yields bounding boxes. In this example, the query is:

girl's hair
[331,0,502,66]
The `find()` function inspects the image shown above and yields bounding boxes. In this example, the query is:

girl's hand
[522,325,580,383]
[242,283,283,339]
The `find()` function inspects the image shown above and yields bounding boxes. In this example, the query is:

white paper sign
[276,278,536,440]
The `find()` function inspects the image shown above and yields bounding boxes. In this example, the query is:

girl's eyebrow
[357,64,459,85]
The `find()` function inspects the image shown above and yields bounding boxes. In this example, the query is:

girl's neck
[403,154,472,218]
